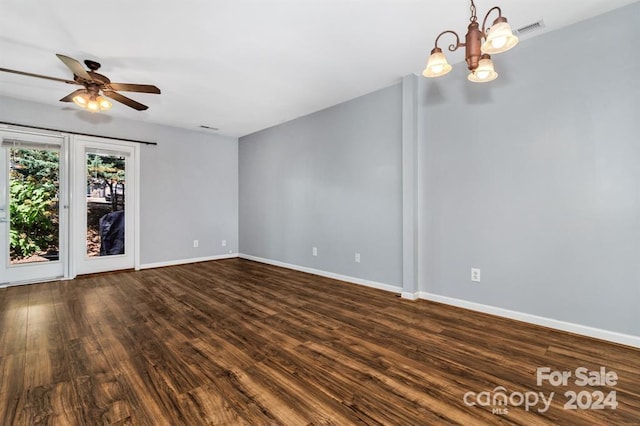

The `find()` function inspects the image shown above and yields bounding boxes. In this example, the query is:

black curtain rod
[0,121,158,146]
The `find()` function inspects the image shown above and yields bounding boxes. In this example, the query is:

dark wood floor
[1,259,638,425]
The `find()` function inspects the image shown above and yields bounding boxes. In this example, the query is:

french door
[0,129,67,285]
[1,128,138,286]
[72,137,138,275]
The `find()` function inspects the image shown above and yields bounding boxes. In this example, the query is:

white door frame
[69,135,140,277]
[0,128,69,286]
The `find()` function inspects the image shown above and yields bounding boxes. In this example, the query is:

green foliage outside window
[8,148,59,259]
[9,179,58,258]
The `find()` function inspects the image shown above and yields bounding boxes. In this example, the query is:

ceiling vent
[514,20,546,36]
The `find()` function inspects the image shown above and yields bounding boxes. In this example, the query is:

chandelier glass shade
[467,54,498,82]
[482,19,519,54]
[423,48,453,78]
[423,1,518,83]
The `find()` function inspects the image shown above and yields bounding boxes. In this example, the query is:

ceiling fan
[0,54,160,112]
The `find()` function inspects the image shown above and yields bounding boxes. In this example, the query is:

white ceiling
[0,0,636,137]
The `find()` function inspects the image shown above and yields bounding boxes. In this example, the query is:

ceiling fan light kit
[72,89,112,112]
[423,0,518,83]
[0,54,161,112]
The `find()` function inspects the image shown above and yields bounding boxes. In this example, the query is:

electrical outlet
[355,253,361,263]
[471,268,481,283]
[222,240,227,247]
[193,240,199,248]
[312,247,318,257]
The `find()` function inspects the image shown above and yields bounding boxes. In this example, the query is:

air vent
[199,125,219,131]
[514,20,546,36]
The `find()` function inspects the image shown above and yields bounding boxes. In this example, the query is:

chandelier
[423,0,519,83]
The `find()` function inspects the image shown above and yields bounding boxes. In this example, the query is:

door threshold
[0,276,65,288]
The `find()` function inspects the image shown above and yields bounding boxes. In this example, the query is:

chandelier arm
[434,30,463,52]
[481,6,502,35]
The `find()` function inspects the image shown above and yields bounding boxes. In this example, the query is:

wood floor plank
[0,284,29,357]
[70,336,129,423]
[177,384,253,425]
[12,382,84,426]
[0,285,30,426]
[224,366,311,425]
[247,358,368,425]
[184,373,280,425]
[0,258,638,424]
[0,353,26,425]
[24,283,64,388]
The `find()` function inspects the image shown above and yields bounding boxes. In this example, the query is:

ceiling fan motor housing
[84,59,101,71]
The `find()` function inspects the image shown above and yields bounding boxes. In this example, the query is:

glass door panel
[86,152,126,257]
[10,146,60,263]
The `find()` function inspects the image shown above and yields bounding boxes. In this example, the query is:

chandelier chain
[469,0,478,23]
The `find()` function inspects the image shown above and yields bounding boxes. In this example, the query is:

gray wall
[418,2,640,335]
[239,84,403,286]
[0,96,238,265]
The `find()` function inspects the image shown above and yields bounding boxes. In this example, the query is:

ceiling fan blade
[56,54,92,81]
[105,83,161,94]
[102,91,148,111]
[0,67,79,85]
[59,89,86,102]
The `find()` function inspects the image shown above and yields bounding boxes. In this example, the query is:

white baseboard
[139,253,238,270]
[401,292,419,300]
[239,254,402,294]
[418,292,640,349]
